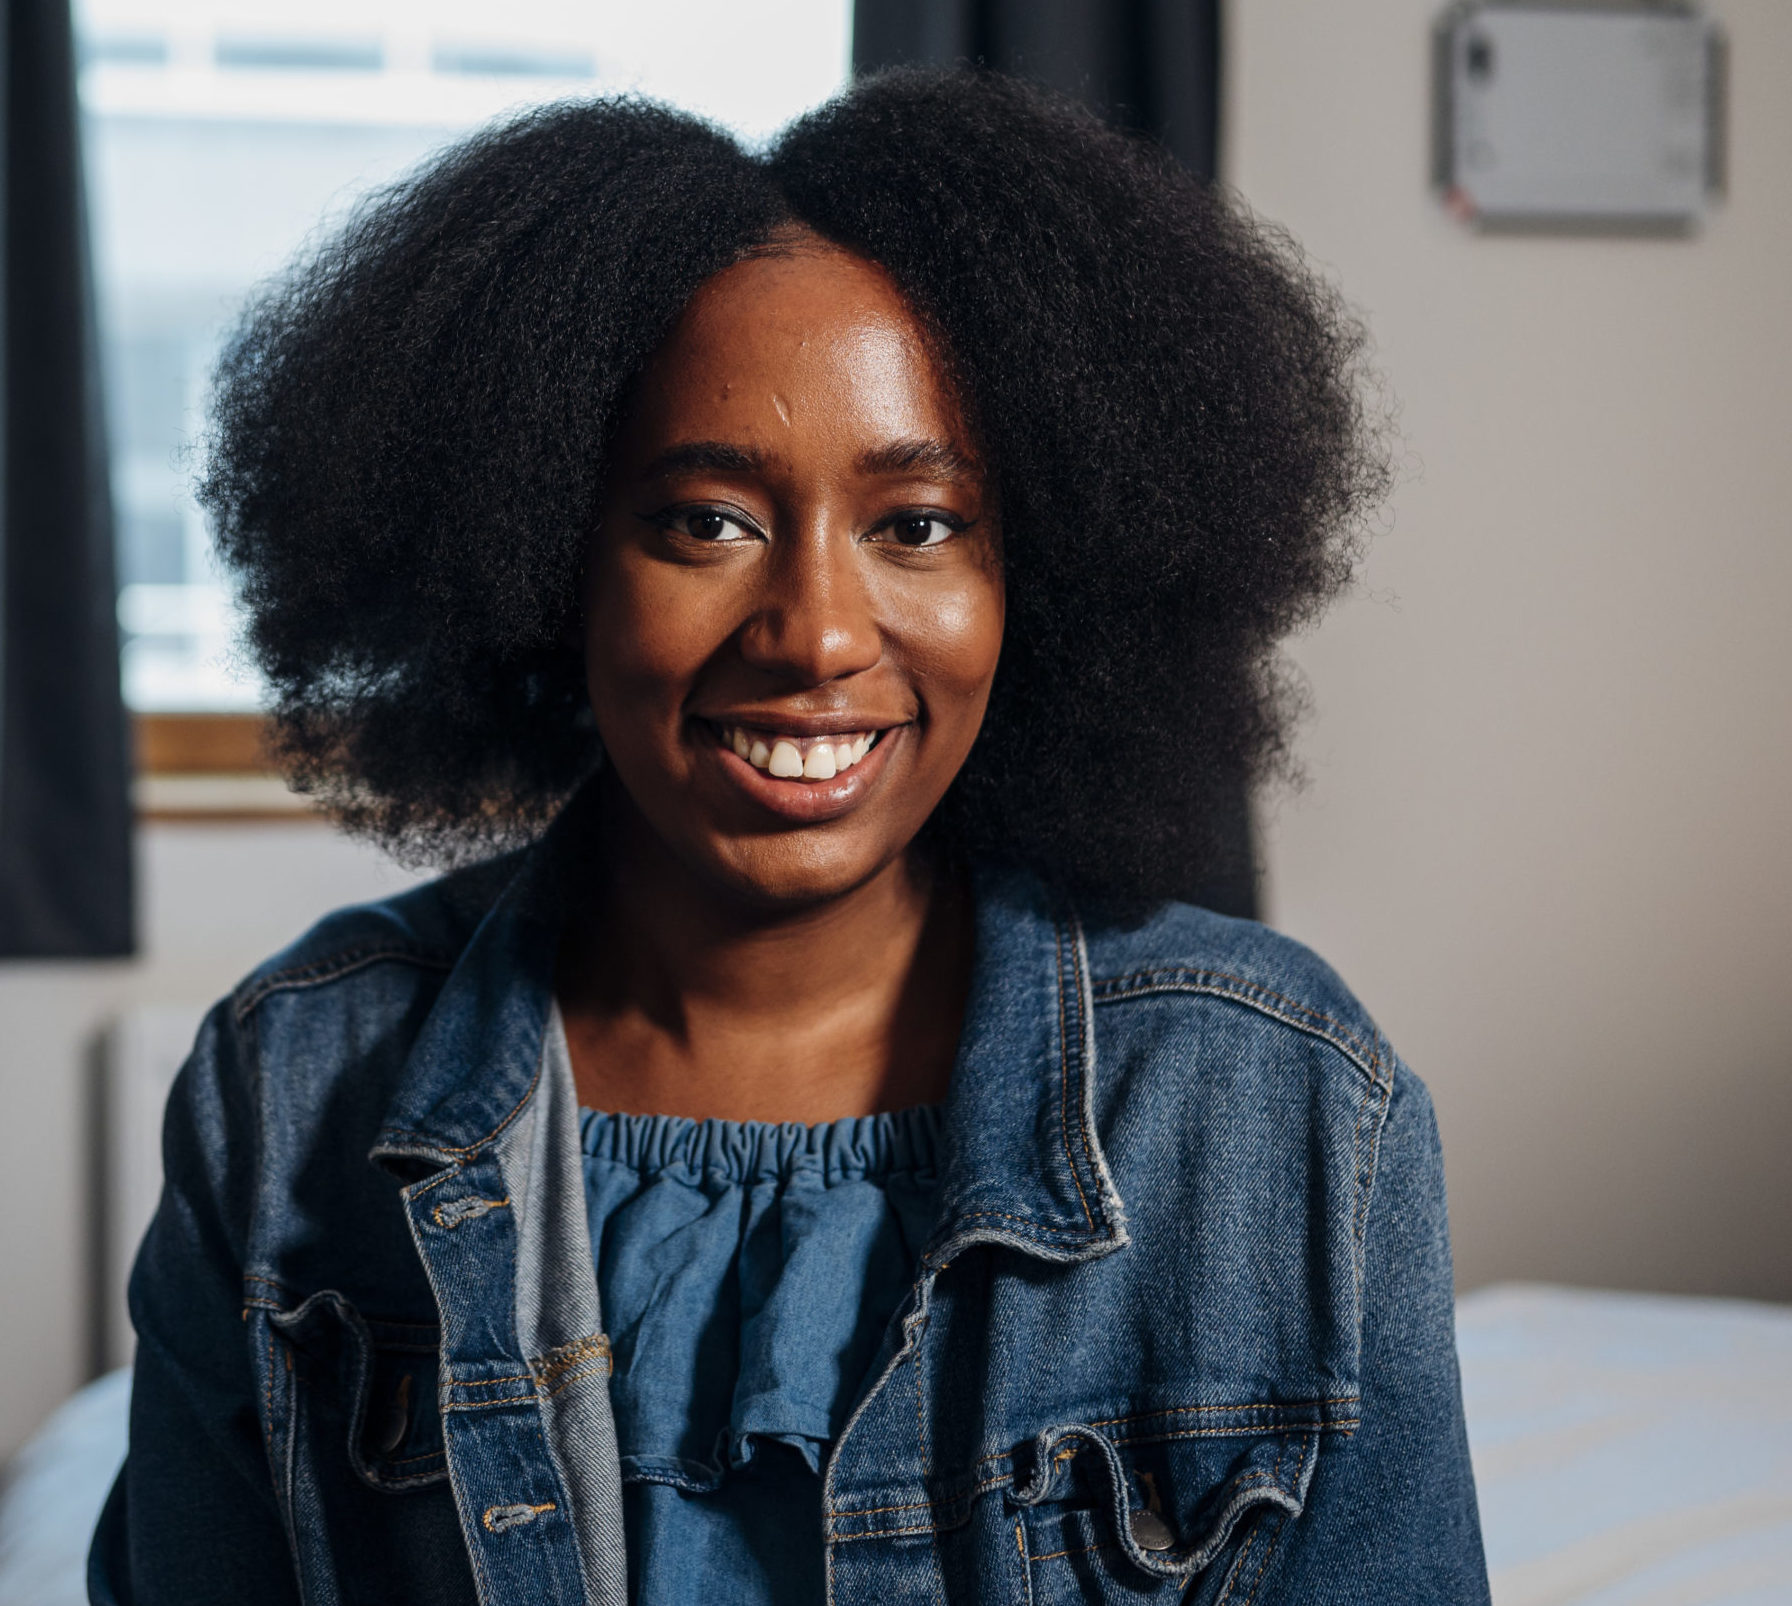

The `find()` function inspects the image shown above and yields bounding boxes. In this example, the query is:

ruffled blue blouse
[578,1082,942,1606]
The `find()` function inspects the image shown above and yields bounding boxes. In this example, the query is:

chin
[701,831,911,913]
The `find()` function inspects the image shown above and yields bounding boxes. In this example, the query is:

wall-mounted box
[1433,2,1725,231]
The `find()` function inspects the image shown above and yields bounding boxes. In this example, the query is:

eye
[652,506,758,543]
[884,513,959,548]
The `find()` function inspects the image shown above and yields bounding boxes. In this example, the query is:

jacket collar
[923,862,1128,1265]
[371,798,1128,1265]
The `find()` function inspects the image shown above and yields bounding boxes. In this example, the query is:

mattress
[1457,1283,1792,1605]
[2,1285,1788,1604]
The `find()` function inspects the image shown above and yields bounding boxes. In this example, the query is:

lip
[695,708,909,740]
[694,717,906,824]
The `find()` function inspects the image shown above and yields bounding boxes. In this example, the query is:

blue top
[579,1096,942,1606]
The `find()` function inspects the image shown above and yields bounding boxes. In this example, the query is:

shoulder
[1081,898,1394,1091]
[225,849,520,1025]
[1078,898,1440,1253]
[1061,898,1445,1401]
[175,850,523,1182]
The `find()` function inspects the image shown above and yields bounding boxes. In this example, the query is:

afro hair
[201,68,1388,904]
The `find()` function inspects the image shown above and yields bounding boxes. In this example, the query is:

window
[79,0,851,712]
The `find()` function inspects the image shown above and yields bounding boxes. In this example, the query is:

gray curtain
[853,0,1250,917]
[0,0,134,957]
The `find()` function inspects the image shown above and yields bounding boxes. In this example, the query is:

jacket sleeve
[1259,1065,1491,1604]
[88,1002,302,1606]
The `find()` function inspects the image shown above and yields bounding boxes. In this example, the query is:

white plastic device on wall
[1432,1,1726,232]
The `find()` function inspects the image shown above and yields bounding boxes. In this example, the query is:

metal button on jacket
[1129,1509,1176,1552]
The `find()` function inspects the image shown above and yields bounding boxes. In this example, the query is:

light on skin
[559,232,1004,1125]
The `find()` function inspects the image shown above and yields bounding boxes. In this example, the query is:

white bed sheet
[1458,1283,1792,1606]
[0,1369,126,1606]
[2,1285,1788,1604]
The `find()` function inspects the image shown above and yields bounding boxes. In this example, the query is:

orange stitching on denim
[1220,1520,1261,1605]
[1094,958,1401,1305]
[1089,1397,1358,1429]
[263,1326,276,1454]
[382,1042,546,1159]
[1090,968,1384,1084]
[408,1170,460,1202]
[531,1334,610,1387]
[830,1472,1011,1522]
[1054,922,1096,1229]
[481,1501,554,1533]
[385,1448,446,1466]
[1109,1422,1354,1448]
[234,945,453,1022]
[830,1408,1345,1525]
[452,1373,536,1388]
[1240,1513,1285,1606]
[1092,966,1378,1058]
[1213,1435,1289,1606]
[444,1394,536,1413]
[543,1361,611,1397]
[432,1194,509,1229]
[832,1521,941,1542]
[1238,1437,1308,1606]
[1032,1539,1110,1563]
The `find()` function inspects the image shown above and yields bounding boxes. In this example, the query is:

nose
[736,528,881,685]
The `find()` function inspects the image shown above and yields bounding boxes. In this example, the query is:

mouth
[695,717,903,823]
[710,722,886,781]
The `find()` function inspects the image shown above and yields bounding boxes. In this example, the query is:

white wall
[1234,0,1792,1300]
[0,824,422,1462]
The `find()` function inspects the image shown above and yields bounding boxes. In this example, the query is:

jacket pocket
[260,1291,475,1606]
[1012,1417,1321,1605]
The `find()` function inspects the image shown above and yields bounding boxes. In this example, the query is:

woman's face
[583,239,1003,909]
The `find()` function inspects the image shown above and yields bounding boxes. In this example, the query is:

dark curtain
[854,0,1221,181]
[852,0,1253,917]
[0,0,133,957]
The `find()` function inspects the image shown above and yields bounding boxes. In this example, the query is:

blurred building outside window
[78,0,851,713]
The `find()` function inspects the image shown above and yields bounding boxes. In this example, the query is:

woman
[92,70,1489,1606]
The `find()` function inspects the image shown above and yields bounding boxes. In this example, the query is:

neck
[556,783,971,1124]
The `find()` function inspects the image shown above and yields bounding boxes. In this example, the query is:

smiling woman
[91,70,1489,1606]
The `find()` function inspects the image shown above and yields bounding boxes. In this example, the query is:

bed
[4,1282,1788,1604]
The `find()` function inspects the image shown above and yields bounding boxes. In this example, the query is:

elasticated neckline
[577,1101,942,1188]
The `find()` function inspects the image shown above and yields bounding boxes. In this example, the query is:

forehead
[624,243,967,449]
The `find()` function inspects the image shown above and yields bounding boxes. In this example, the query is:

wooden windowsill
[132,712,321,823]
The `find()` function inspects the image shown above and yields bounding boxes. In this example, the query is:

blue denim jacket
[90,805,1490,1606]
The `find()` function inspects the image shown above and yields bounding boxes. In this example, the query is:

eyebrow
[638,437,981,484]
[857,439,981,483]
[639,440,768,479]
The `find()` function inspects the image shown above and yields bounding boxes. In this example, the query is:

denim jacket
[90,805,1490,1606]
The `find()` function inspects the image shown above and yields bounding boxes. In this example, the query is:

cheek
[906,569,1005,726]
[583,540,728,705]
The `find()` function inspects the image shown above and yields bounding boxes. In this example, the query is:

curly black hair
[202,68,1388,903]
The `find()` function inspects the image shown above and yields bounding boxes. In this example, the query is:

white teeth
[722,725,883,779]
